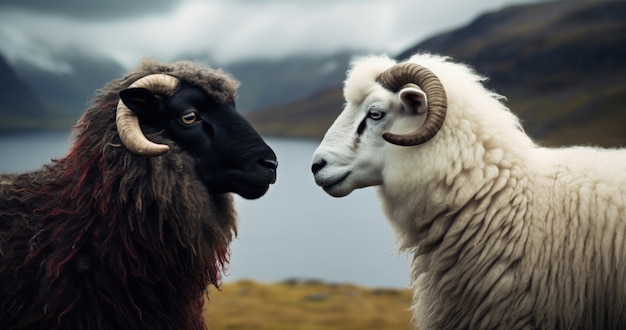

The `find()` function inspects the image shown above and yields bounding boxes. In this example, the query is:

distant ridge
[247,0,626,147]
[0,50,354,133]
[0,55,47,117]
[0,52,126,133]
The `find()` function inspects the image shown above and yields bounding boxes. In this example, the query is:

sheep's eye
[368,107,385,121]
[180,112,198,125]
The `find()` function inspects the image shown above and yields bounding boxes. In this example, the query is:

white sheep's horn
[376,62,447,146]
[116,74,179,156]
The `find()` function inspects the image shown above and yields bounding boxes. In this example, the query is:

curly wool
[0,59,238,330]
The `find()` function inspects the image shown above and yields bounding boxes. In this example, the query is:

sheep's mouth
[235,182,271,199]
[230,168,277,199]
[203,166,276,199]
[321,172,350,193]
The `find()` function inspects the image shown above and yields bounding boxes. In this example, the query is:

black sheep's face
[119,83,277,199]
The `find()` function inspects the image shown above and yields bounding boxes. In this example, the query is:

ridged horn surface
[116,74,179,156]
[376,62,447,146]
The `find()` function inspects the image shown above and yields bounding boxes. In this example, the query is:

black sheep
[0,58,277,330]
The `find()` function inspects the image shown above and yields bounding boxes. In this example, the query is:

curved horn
[376,62,447,146]
[116,74,179,156]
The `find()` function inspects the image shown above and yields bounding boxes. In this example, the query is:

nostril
[311,159,327,174]
[260,158,278,170]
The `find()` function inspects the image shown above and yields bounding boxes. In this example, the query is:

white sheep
[311,53,626,329]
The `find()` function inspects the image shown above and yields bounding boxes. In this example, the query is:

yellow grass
[203,279,414,330]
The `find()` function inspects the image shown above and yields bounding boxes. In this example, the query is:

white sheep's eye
[368,107,385,120]
[180,112,198,125]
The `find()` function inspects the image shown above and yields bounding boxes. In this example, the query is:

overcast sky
[0,0,545,74]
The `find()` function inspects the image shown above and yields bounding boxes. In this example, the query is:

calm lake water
[0,131,410,288]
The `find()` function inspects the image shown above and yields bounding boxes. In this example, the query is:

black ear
[119,87,162,120]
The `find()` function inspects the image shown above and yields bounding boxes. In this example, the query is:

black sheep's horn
[116,74,179,156]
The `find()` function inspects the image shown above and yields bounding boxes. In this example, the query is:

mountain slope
[225,52,355,113]
[176,51,357,113]
[399,0,626,146]
[247,0,626,147]
[0,55,51,131]
[13,53,126,119]
[0,51,355,134]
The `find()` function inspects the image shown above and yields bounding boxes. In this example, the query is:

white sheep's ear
[399,84,428,115]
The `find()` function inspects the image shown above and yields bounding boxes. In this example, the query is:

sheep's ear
[399,86,427,115]
[119,87,161,119]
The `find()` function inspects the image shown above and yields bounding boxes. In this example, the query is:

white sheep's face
[311,85,427,197]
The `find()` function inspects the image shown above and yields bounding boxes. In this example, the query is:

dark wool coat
[0,59,240,330]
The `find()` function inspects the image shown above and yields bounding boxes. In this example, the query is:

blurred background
[1,0,624,328]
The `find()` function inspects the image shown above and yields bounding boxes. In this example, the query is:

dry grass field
[203,279,414,330]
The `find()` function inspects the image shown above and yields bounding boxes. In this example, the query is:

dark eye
[368,107,385,121]
[180,112,198,125]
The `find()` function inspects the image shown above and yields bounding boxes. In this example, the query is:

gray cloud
[0,0,546,72]
[0,0,182,20]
